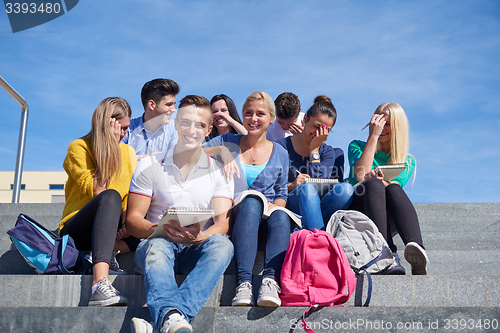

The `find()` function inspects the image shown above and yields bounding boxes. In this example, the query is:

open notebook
[234,190,302,229]
[375,164,406,181]
[148,208,215,239]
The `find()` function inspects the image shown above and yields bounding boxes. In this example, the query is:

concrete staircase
[0,203,499,332]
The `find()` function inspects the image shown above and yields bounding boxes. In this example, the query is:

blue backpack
[7,214,83,274]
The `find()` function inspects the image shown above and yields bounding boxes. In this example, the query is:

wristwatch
[309,152,320,160]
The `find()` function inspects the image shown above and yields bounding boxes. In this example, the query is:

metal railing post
[0,75,29,203]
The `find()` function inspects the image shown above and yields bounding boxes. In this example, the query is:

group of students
[58,78,428,333]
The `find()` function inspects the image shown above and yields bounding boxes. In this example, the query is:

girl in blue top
[348,102,428,275]
[276,101,354,230]
[205,91,290,308]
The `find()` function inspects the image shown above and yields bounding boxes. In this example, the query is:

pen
[295,169,302,175]
[362,113,387,130]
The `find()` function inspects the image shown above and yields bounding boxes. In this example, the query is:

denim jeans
[134,234,233,330]
[231,196,290,285]
[286,182,354,230]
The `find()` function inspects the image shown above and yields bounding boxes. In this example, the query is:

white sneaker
[131,317,156,333]
[160,312,192,333]
[257,277,281,307]
[232,281,254,306]
[404,242,429,275]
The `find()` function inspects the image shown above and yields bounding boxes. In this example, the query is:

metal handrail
[0,75,29,203]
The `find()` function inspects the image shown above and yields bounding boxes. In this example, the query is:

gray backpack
[326,210,395,275]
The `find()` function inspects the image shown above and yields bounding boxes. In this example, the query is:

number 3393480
[5,3,61,14]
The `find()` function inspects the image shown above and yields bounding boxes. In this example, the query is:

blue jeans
[231,197,290,285]
[134,234,233,330]
[287,182,354,230]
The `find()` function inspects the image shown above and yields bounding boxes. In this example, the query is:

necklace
[245,140,269,166]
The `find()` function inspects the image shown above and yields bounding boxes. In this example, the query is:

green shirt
[347,140,415,187]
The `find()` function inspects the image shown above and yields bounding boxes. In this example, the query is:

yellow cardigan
[59,137,136,233]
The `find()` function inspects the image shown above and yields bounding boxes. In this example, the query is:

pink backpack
[280,228,356,333]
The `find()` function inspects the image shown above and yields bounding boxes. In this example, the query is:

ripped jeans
[134,234,233,330]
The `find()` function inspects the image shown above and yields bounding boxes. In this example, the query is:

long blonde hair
[374,102,409,164]
[83,97,132,185]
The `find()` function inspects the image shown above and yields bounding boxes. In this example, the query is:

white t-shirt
[129,148,234,231]
[266,112,305,142]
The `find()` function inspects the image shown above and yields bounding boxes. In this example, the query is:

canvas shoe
[160,312,192,333]
[232,281,254,306]
[88,277,127,306]
[131,317,157,333]
[257,277,281,307]
[84,251,126,275]
[404,242,429,275]
[384,252,406,275]
[109,250,126,274]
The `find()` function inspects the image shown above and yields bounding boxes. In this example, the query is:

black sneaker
[384,252,406,275]
[88,277,127,306]
[110,250,126,274]
[84,251,126,275]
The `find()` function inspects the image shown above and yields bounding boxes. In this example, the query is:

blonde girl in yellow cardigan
[60,97,136,306]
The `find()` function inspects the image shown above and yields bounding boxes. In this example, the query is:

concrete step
[1,307,499,333]
[2,203,500,276]
[1,203,500,332]
[2,203,499,232]
[1,275,499,308]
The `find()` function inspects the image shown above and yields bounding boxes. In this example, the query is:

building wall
[0,171,67,203]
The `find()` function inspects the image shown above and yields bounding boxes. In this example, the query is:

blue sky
[1,0,499,203]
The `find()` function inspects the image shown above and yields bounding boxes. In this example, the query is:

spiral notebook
[300,178,339,196]
[148,208,215,239]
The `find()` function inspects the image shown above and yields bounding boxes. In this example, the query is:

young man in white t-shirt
[126,95,234,333]
[266,92,305,142]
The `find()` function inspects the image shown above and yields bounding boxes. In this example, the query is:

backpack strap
[355,247,392,306]
[354,269,372,307]
[302,304,319,333]
[57,235,74,274]
[360,247,392,271]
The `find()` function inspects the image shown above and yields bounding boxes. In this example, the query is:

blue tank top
[241,161,268,187]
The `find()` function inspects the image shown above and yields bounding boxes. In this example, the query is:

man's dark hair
[177,95,212,126]
[274,92,301,119]
[179,95,211,109]
[141,78,179,109]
